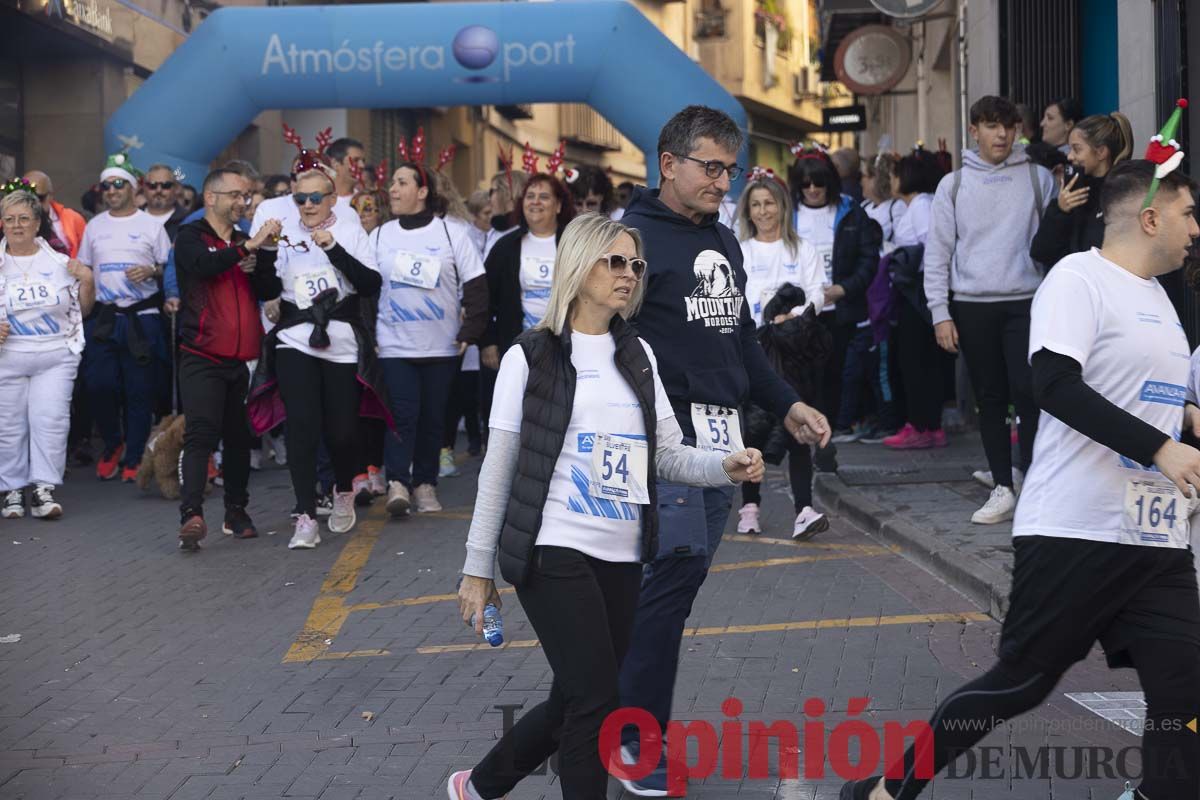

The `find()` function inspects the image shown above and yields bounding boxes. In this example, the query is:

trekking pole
[171,311,179,415]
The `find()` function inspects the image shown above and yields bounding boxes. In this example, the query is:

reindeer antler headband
[282,123,337,179]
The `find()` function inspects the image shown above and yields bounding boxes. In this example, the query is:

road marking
[415,612,990,654]
[282,510,386,663]
[724,535,897,553]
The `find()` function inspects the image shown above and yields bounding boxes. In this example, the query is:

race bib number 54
[589,434,650,504]
[1123,480,1190,548]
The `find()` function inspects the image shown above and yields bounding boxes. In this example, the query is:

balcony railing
[558,104,622,150]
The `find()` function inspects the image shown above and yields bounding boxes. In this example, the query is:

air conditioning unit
[793,67,816,99]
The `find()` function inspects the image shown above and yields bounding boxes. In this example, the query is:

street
[0,442,1150,799]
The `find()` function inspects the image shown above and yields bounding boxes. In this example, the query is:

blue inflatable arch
[105,0,748,188]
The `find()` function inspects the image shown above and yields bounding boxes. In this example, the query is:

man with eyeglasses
[613,106,831,796]
[173,169,281,548]
[22,171,86,258]
[76,153,172,482]
[144,164,189,242]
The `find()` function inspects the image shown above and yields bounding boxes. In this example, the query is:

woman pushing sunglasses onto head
[450,213,765,800]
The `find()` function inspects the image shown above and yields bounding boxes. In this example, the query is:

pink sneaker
[930,429,948,448]
[447,770,473,800]
[737,503,761,534]
[883,424,933,450]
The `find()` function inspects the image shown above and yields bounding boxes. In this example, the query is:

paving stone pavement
[0,440,1150,799]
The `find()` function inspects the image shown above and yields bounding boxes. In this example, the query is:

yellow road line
[724,535,898,553]
[415,611,991,655]
[282,510,387,663]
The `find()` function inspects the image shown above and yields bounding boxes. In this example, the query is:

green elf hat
[1142,98,1187,209]
[100,151,141,186]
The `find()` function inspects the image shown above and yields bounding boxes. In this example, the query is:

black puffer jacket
[1030,173,1106,270]
[743,285,832,464]
[497,315,661,585]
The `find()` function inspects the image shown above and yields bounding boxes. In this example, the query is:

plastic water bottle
[473,604,504,647]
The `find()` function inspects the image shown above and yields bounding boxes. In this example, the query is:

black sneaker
[222,506,257,539]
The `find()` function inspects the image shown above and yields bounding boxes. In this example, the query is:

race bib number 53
[1123,480,1190,548]
[691,403,745,455]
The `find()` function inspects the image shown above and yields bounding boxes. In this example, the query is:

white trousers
[0,347,80,490]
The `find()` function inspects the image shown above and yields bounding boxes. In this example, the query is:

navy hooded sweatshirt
[623,187,799,437]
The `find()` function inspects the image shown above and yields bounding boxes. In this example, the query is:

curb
[814,473,1010,619]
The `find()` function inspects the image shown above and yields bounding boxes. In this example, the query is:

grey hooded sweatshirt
[923,147,1056,325]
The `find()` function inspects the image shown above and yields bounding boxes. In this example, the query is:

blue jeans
[618,480,735,740]
[83,315,165,466]
[380,357,459,488]
[835,326,875,430]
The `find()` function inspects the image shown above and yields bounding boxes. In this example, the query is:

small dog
[136,414,199,500]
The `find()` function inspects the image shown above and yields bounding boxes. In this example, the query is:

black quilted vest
[497,316,660,586]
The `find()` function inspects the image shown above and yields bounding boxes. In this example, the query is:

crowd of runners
[1,95,1198,799]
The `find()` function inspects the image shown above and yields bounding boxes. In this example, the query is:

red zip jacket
[174,218,270,361]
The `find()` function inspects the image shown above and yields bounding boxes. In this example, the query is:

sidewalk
[813,431,1016,618]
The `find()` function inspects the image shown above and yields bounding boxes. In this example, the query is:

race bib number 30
[392,251,442,290]
[7,280,56,312]
[1123,479,1189,548]
[293,267,337,310]
[691,403,745,455]
[589,434,650,504]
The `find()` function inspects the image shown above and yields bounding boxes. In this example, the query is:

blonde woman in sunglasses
[450,213,765,800]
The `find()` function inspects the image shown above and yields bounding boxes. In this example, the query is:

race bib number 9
[293,267,337,310]
[392,251,443,290]
[520,256,554,290]
[1123,479,1190,548]
[7,280,57,312]
[589,434,650,504]
[691,404,745,455]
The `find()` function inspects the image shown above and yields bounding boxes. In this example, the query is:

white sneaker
[971,485,1017,524]
[288,514,321,549]
[386,481,411,517]
[30,484,62,520]
[792,506,829,540]
[972,468,1024,493]
[413,483,442,513]
[736,503,760,534]
[249,449,263,471]
[439,448,460,478]
[328,490,357,533]
[2,489,25,519]
[269,434,287,466]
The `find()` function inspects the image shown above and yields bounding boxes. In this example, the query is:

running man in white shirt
[841,158,1200,800]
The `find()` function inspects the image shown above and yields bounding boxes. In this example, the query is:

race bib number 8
[8,280,56,312]
[691,404,745,455]
[293,267,337,310]
[589,434,650,504]
[1123,479,1189,548]
[392,251,443,290]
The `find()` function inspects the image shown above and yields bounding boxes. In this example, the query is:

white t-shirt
[519,232,557,330]
[77,210,170,314]
[490,332,675,563]
[484,224,518,261]
[740,238,825,325]
[251,194,361,237]
[147,208,176,226]
[794,204,838,312]
[892,194,933,248]
[1,239,83,354]
[1014,249,1192,548]
[863,197,908,243]
[372,216,486,359]
[272,212,378,364]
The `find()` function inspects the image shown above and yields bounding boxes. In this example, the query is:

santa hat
[1143,99,1188,209]
[100,152,140,185]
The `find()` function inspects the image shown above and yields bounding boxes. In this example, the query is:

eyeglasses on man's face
[146,181,176,191]
[99,179,130,192]
[672,153,743,182]
[211,190,253,204]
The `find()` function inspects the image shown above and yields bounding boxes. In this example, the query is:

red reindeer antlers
[436,145,457,173]
[282,123,304,151]
[522,142,539,175]
[373,160,389,188]
[545,140,566,175]
[411,128,426,166]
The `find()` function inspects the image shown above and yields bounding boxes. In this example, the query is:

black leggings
[952,300,1037,484]
[896,301,945,432]
[741,439,812,512]
[883,639,1200,799]
[275,349,360,516]
[470,546,642,800]
[443,367,482,450]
